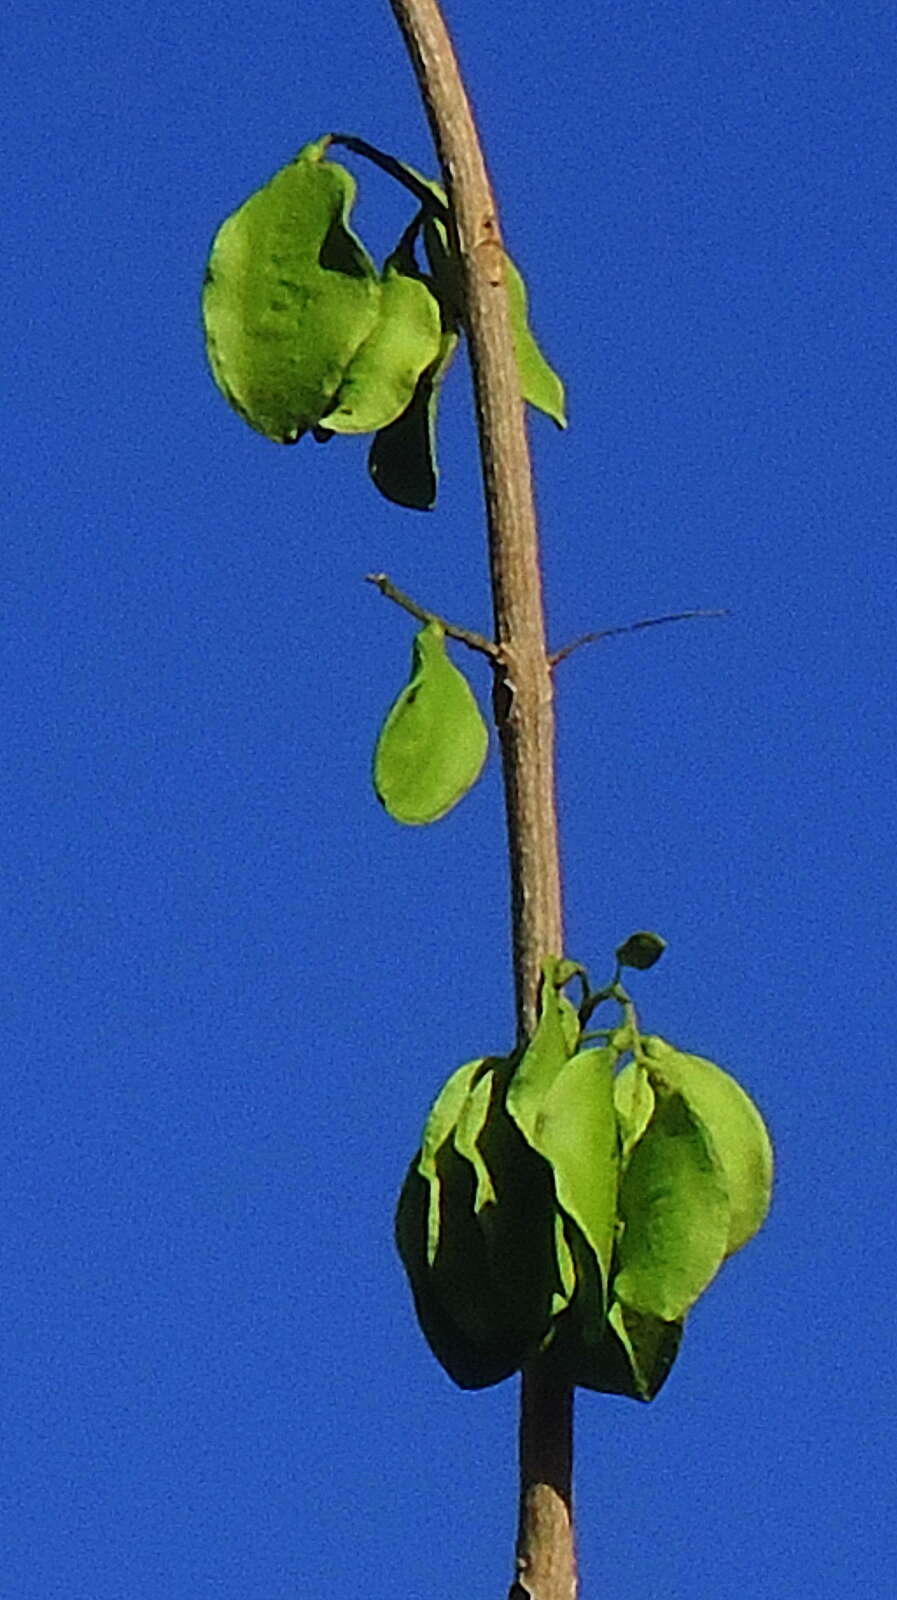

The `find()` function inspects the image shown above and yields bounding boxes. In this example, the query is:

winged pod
[373,623,488,825]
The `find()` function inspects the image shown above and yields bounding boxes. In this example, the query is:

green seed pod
[396,1057,521,1387]
[613,1059,654,1161]
[373,623,488,825]
[552,1297,684,1404]
[506,962,620,1339]
[202,139,379,442]
[395,1056,562,1389]
[641,1037,774,1257]
[603,1301,683,1402]
[319,257,443,436]
[510,1045,619,1333]
[613,1082,731,1321]
[422,211,566,427]
[368,331,458,510]
[467,1063,570,1345]
[396,1162,526,1389]
[504,251,567,427]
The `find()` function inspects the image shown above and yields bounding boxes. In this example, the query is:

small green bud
[616,931,667,971]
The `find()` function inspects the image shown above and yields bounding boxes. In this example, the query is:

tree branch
[386,0,562,1035]
[386,3,574,1596]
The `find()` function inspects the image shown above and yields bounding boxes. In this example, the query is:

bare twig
[387,3,574,1597]
[550,608,729,667]
[365,572,498,657]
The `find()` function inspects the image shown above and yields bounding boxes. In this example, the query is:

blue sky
[4,1,895,1595]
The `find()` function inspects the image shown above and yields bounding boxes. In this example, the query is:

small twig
[549,608,729,668]
[365,572,498,658]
